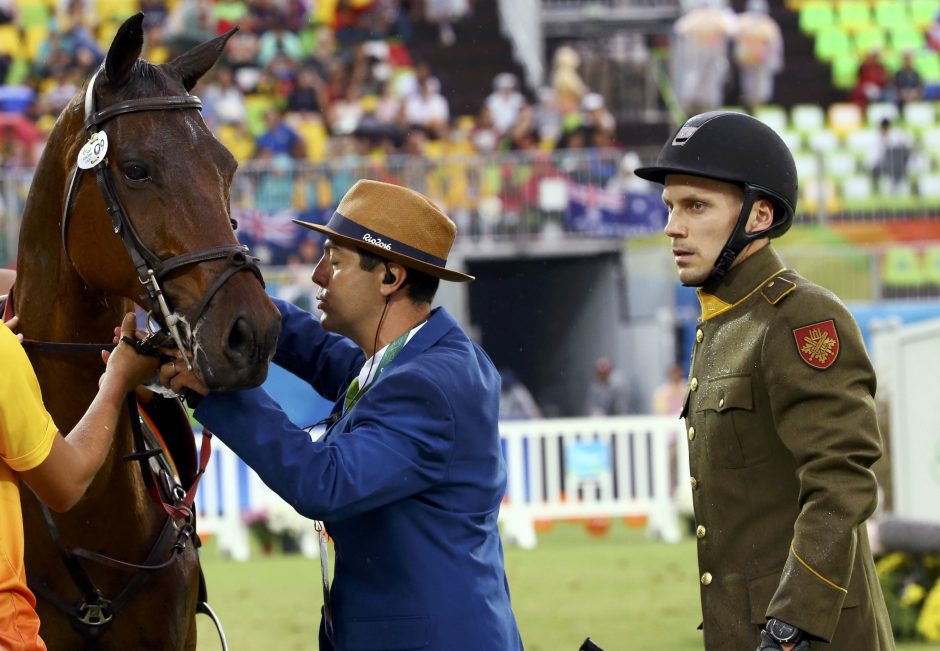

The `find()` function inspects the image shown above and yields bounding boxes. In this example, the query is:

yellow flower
[876,552,909,578]
[901,582,926,607]
[917,579,940,642]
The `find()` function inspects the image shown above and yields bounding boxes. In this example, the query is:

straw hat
[293,180,473,282]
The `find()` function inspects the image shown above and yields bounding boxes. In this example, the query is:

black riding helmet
[635,111,798,284]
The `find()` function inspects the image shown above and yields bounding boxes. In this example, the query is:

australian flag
[566,182,667,238]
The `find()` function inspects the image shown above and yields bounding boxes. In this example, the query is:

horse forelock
[105,59,188,101]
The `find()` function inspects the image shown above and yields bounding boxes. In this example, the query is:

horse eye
[122,163,150,182]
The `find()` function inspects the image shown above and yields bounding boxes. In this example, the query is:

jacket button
[690,377,698,391]
[718,398,724,408]
[690,476,698,490]
[696,329,703,343]
[701,572,712,585]
[696,525,706,539]
[688,426,696,441]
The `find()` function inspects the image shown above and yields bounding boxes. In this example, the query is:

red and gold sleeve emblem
[793,319,840,369]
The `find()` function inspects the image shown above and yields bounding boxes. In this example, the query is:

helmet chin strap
[696,185,765,287]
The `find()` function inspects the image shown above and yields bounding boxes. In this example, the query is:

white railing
[195,415,688,560]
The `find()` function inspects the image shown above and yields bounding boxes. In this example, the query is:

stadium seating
[882,245,926,296]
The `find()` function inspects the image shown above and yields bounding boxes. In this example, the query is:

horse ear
[166,27,239,92]
[105,12,145,87]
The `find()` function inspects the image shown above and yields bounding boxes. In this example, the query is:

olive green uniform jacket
[683,245,894,650]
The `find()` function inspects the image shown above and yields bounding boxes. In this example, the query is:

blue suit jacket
[195,298,524,650]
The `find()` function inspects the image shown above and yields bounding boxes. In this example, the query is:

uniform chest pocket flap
[695,374,755,469]
[696,374,753,413]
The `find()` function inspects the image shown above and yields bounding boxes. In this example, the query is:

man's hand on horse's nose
[160,353,209,397]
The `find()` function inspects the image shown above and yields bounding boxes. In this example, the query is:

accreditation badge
[793,319,840,369]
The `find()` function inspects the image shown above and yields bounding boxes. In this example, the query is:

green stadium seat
[902,101,936,133]
[910,0,940,30]
[919,126,940,153]
[831,53,859,89]
[923,246,940,285]
[881,49,904,74]
[815,26,852,62]
[915,173,940,198]
[753,104,788,133]
[882,245,926,292]
[823,150,859,178]
[889,26,926,53]
[808,129,838,152]
[874,1,911,30]
[18,2,50,29]
[791,104,826,134]
[777,129,804,153]
[853,27,886,56]
[837,2,873,33]
[867,101,900,127]
[845,128,880,160]
[800,1,835,35]
[915,51,940,82]
[792,151,821,179]
[840,174,873,202]
[244,94,277,137]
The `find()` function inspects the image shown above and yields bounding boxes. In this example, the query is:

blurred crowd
[0,0,622,171]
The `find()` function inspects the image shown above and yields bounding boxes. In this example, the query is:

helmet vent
[672,126,698,146]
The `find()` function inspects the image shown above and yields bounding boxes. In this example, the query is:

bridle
[61,66,263,364]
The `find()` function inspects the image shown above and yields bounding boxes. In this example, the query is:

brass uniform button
[696,525,707,539]
[690,476,698,490]
[696,329,704,343]
[688,426,696,441]
[690,377,698,391]
[701,572,713,585]
[718,398,724,408]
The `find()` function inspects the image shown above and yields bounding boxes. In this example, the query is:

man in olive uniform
[636,111,894,651]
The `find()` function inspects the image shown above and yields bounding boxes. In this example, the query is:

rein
[61,66,264,364]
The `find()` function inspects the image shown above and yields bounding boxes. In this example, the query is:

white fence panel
[195,416,687,559]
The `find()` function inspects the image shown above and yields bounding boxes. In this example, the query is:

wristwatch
[765,618,804,645]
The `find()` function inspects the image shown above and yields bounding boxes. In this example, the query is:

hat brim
[293,220,474,282]
[634,164,743,187]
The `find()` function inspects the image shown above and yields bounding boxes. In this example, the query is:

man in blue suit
[159,180,524,650]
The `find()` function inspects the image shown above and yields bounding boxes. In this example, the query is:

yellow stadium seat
[0,24,21,56]
[24,26,48,62]
[828,102,863,138]
[837,2,873,34]
[296,119,328,163]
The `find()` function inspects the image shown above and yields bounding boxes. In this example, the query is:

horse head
[61,14,280,390]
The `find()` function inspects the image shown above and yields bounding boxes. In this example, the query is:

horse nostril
[226,317,254,359]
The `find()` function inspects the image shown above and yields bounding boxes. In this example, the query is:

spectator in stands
[403,75,449,139]
[870,117,912,195]
[652,364,686,416]
[286,67,327,118]
[257,23,305,68]
[607,151,658,195]
[635,110,892,650]
[581,92,615,141]
[851,49,890,108]
[733,0,783,114]
[421,0,471,46]
[156,179,524,651]
[585,357,630,416]
[485,73,526,136]
[499,368,542,420]
[532,86,563,145]
[255,107,305,158]
[893,51,924,107]
[202,66,247,127]
[671,0,737,115]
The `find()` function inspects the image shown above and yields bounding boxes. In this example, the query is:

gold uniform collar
[697,246,787,321]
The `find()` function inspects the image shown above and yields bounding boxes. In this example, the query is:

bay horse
[14,14,280,650]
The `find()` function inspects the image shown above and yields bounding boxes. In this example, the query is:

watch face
[769,619,799,643]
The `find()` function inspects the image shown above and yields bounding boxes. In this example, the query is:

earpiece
[382,263,395,285]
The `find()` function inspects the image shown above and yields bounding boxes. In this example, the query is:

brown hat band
[325,211,448,267]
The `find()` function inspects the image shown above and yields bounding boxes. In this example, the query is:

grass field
[195,521,933,650]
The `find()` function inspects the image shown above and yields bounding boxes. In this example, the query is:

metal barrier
[195,415,688,560]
